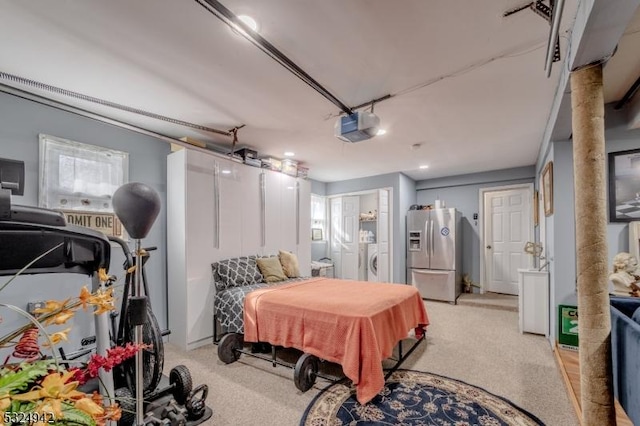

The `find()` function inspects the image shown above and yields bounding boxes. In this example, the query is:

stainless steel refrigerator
[407,208,462,303]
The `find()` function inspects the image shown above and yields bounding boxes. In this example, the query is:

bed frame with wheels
[211,272,429,403]
[216,328,427,394]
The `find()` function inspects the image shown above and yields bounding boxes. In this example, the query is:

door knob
[486,245,492,249]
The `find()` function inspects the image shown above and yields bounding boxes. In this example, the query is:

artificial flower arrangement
[0,258,145,426]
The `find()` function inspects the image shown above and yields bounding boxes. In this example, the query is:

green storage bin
[558,304,579,348]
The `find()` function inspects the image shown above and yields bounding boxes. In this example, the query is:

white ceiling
[0,1,637,182]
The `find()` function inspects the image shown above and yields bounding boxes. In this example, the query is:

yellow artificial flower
[74,397,105,416]
[0,395,10,410]
[42,328,71,347]
[47,310,75,326]
[33,299,67,316]
[98,268,110,283]
[12,371,84,401]
[78,286,92,310]
[33,299,75,326]
[101,404,122,423]
[87,288,116,315]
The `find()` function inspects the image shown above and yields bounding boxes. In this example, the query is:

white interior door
[341,196,360,279]
[330,197,342,278]
[377,189,390,282]
[484,188,531,295]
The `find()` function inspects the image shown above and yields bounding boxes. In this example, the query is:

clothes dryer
[367,243,378,282]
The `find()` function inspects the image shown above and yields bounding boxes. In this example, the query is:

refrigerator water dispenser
[409,231,421,251]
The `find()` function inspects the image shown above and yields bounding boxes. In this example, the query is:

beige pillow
[256,256,287,283]
[279,250,300,278]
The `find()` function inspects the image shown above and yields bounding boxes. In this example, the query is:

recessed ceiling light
[419,165,429,169]
[221,169,232,174]
[237,15,259,33]
[377,129,387,136]
[284,151,295,157]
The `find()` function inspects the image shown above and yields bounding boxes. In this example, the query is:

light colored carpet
[457,292,519,312]
[163,301,578,426]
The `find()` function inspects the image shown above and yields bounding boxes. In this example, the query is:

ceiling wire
[0,70,233,137]
[323,36,552,121]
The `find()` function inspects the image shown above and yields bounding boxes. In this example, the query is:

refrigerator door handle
[413,269,437,275]
[430,220,435,255]
[425,220,430,258]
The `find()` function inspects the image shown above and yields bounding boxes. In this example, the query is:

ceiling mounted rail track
[614,73,640,110]
[0,71,232,136]
[194,0,353,115]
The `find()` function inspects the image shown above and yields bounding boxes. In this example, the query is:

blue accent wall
[309,179,327,196]
[542,105,640,343]
[0,91,170,358]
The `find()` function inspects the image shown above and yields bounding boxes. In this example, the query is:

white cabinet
[167,149,311,350]
[518,269,549,336]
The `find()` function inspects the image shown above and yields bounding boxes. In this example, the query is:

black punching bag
[112,182,161,239]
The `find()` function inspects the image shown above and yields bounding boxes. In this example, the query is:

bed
[212,256,429,404]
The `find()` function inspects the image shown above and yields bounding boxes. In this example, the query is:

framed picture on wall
[542,162,553,216]
[608,148,640,222]
[311,228,323,241]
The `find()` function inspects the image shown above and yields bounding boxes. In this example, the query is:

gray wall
[398,174,417,282]
[415,167,536,287]
[309,179,327,196]
[0,91,170,359]
[543,105,640,342]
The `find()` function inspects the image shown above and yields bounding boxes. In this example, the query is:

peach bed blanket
[243,277,429,404]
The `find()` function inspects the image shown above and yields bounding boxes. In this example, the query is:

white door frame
[327,187,394,282]
[478,183,534,293]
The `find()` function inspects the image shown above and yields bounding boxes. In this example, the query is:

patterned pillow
[214,256,263,291]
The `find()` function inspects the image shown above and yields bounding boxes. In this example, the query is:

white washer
[367,243,378,282]
[358,244,368,281]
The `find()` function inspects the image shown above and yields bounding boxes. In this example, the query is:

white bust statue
[609,252,640,297]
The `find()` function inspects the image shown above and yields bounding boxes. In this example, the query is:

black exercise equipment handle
[186,384,208,420]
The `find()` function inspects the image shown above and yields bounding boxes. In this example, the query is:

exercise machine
[0,159,212,425]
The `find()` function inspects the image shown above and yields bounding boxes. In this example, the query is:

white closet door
[330,197,342,278]
[184,150,217,346]
[240,165,262,255]
[377,189,390,282]
[263,170,283,256]
[280,174,297,254]
[167,149,188,349]
[297,179,312,276]
[341,196,360,280]
[217,157,243,259]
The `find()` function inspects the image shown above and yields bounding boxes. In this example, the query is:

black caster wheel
[294,353,318,392]
[114,386,135,426]
[170,365,193,405]
[218,333,243,364]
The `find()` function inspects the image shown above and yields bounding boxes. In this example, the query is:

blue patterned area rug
[300,370,544,425]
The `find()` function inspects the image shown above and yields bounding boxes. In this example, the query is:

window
[39,134,128,211]
[311,194,327,241]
